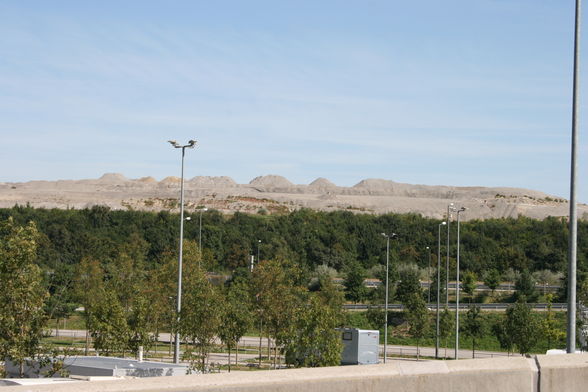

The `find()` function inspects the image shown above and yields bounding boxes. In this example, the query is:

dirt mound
[97,173,128,183]
[135,176,157,183]
[189,176,237,187]
[353,178,396,192]
[309,177,337,188]
[249,175,294,188]
[160,176,181,184]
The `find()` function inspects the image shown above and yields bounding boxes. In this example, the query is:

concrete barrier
[536,354,588,392]
[2,354,588,392]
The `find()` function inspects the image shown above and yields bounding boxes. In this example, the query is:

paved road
[50,329,515,362]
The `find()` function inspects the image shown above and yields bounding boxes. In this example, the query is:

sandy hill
[0,173,583,221]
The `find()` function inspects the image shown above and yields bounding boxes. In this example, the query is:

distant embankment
[1,173,585,220]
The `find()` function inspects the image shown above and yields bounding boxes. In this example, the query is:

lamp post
[381,232,397,363]
[198,207,208,258]
[168,139,197,364]
[257,240,262,264]
[567,0,581,355]
[436,221,446,359]
[455,207,466,360]
[426,246,431,303]
[446,203,454,306]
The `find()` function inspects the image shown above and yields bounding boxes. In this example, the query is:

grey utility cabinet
[338,328,380,365]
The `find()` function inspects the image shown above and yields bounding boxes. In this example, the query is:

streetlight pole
[446,203,454,306]
[381,232,397,363]
[567,0,581,355]
[198,207,208,258]
[426,246,431,303]
[455,207,466,360]
[257,240,262,264]
[168,139,197,364]
[436,221,446,359]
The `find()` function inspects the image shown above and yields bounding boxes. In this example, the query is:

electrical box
[338,328,380,365]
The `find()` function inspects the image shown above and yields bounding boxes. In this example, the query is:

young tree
[343,261,367,303]
[283,293,343,368]
[504,300,539,355]
[515,270,537,302]
[0,218,48,376]
[405,293,430,360]
[180,265,222,372]
[396,263,422,304]
[461,305,484,358]
[439,307,454,359]
[462,271,477,303]
[541,294,564,350]
[483,269,501,297]
[87,289,129,355]
[218,278,253,371]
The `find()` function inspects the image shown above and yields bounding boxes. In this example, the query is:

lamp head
[459,207,466,212]
[188,140,197,148]
[168,140,179,148]
[185,216,191,221]
[441,221,447,226]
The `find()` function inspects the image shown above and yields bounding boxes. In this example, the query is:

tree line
[0,205,586,373]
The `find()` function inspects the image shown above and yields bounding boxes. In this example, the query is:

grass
[345,310,567,354]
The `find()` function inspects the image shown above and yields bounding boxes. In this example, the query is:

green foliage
[503,300,540,355]
[218,278,254,371]
[87,289,128,355]
[462,271,477,302]
[462,305,485,358]
[180,265,222,371]
[344,261,367,303]
[283,293,343,367]
[483,269,501,294]
[515,270,538,302]
[396,263,422,303]
[0,218,48,375]
[404,293,429,360]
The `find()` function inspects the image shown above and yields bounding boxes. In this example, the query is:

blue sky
[0,1,586,200]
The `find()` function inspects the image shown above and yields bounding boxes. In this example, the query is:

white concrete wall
[3,354,588,392]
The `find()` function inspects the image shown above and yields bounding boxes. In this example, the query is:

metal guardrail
[343,303,567,311]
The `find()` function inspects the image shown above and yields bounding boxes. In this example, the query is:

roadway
[49,329,516,364]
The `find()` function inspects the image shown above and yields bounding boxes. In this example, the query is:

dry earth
[0,173,585,221]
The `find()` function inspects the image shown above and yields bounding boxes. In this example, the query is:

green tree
[504,300,539,355]
[515,270,537,302]
[283,293,343,368]
[405,293,430,360]
[483,269,501,296]
[462,271,477,302]
[541,294,564,350]
[126,294,155,357]
[180,265,222,372]
[439,307,454,359]
[462,305,484,358]
[396,263,422,303]
[218,278,253,371]
[0,218,47,376]
[87,289,129,355]
[343,261,367,303]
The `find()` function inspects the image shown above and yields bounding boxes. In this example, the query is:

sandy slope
[0,173,584,221]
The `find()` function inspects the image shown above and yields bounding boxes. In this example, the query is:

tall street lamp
[426,246,431,303]
[198,207,208,258]
[381,232,397,363]
[168,139,197,364]
[446,203,455,306]
[455,207,466,360]
[257,239,262,264]
[567,0,581,354]
[436,221,446,359]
